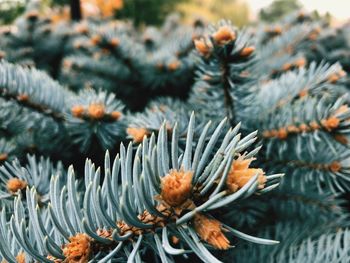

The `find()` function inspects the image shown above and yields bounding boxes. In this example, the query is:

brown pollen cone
[193,213,230,250]
[160,169,193,207]
[62,233,91,263]
[226,157,266,193]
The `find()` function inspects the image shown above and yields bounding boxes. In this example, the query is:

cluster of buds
[194,24,237,57]
[281,57,307,72]
[263,105,349,140]
[71,104,122,121]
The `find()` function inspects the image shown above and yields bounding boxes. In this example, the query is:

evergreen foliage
[0,4,350,263]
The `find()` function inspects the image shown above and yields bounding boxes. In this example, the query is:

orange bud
[277,127,288,139]
[127,127,149,143]
[226,158,266,193]
[90,35,102,45]
[193,213,230,250]
[294,57,306,67]
[321,117,340,131]
[7,178,27,193]
[194,39,212,56]
[110,111,122,120]
[329,161,341,173]
[0,153,8,161]
[239,46,255,57]
[17,94,29,102]
[16,252,26,263]
[160,169,193,207]
[168,60,181,71]
[88,103,105,119]
[212,25,236,45]
[62,233,91,263]
[110,37,120,47]
[71,105,85,118]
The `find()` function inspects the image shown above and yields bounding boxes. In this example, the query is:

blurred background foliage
[0,0,250,26]
[0,0,338,28]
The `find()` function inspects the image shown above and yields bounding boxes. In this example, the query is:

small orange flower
[127,127,149,143]
[62,233,91,263]
[7,178,27,193]
[160,169,193,207]
[193,213,230,250]
[71,105,85,118]
[212,25,236,45]
[88,103,105,119]
[226,157,266,193]
[239,46,255,57]
[194,39,213,57]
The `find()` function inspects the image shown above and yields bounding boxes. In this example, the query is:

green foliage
[259,0,302,22]
[0,0,25,25]
[116,0,184,26]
